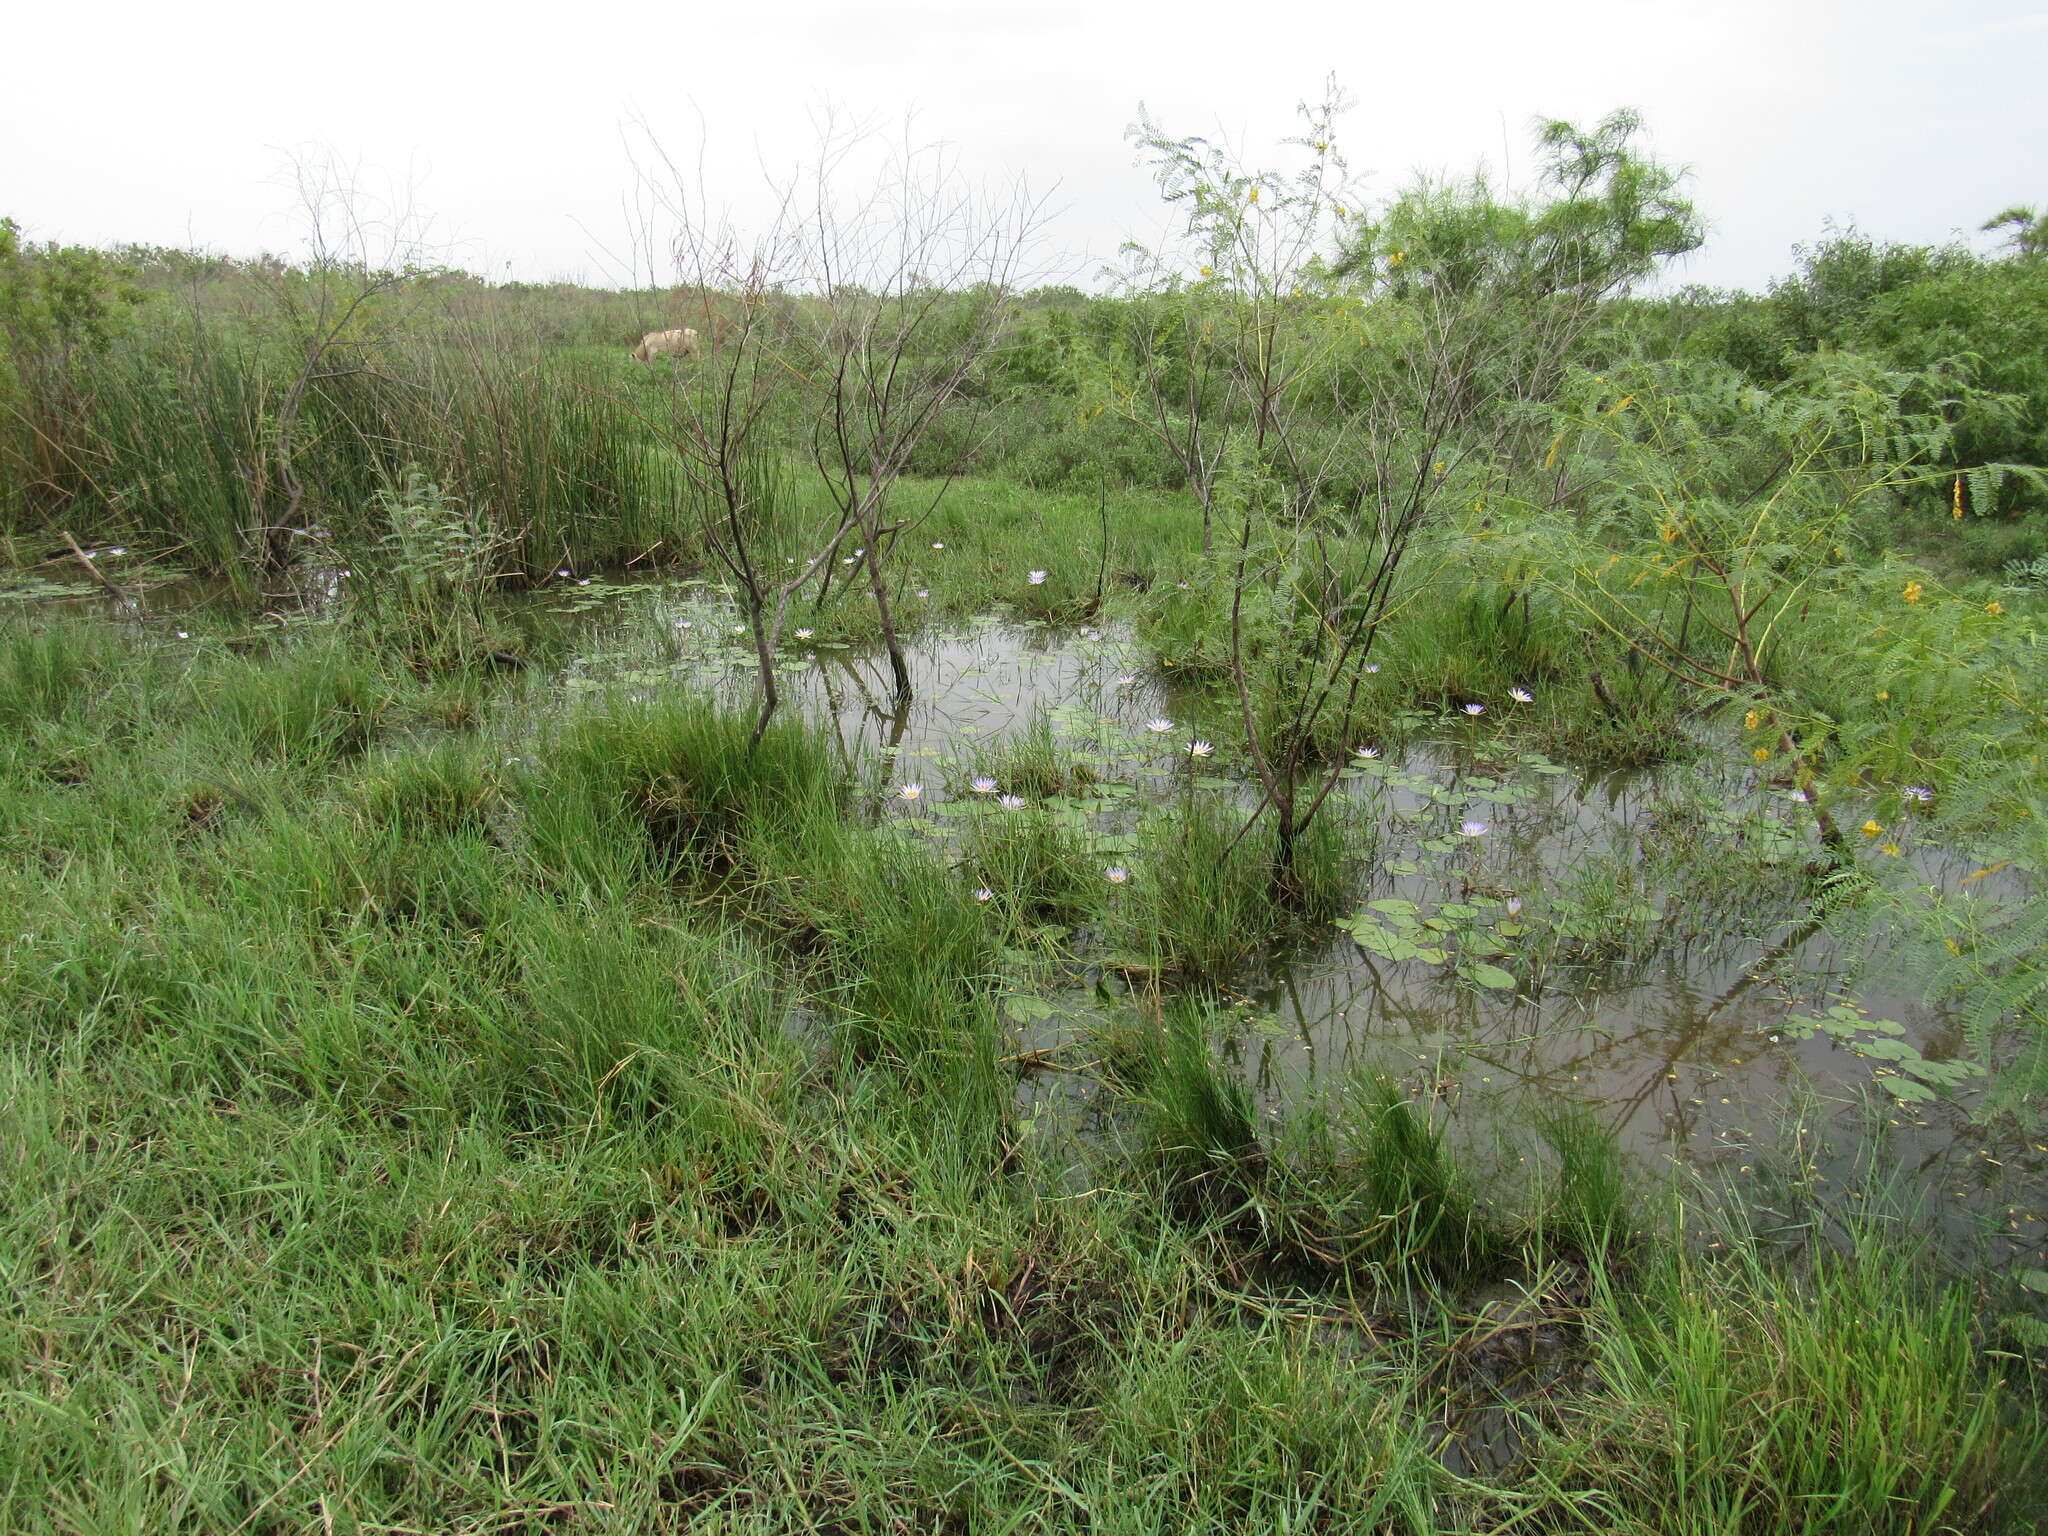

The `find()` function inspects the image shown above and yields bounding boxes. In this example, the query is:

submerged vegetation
[2,94,2046,1531]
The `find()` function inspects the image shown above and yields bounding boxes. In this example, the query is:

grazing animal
[630,327,701,363]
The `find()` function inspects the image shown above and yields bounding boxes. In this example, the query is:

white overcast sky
[5,0,2044,293]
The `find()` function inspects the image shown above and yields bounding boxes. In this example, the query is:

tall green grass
[3,319,699,582]
[0,609,2039,1533]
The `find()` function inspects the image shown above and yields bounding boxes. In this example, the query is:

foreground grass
[0,615,2041,1533]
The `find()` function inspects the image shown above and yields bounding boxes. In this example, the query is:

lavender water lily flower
[1902,786,1934,803]
[1459,820,1489,837]
[970,776,999,793]
[1104,867,1129,884]
[1463,703,1485,716]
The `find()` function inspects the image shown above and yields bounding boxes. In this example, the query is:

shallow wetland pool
[530,578,2047,1271]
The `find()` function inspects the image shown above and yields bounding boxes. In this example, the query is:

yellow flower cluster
[1902,581,1924,604]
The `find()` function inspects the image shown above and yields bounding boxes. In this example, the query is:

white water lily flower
[998,794,1026,810]
[916,589,929,598]
[1509,687,1534,703]
[1187,740,1213,757]
[1028,570,1047,585]
[1353,745,1380,759]
[898,783,923,801]
[973,887,994,902]
[1365,663,1380,673]
[1145,718,1175,734]
[1104,867,1129,884]
[795,628,813,639]
[932,541,945,549]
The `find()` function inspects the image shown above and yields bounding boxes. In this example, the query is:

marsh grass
[531,693,845,882]
[0,609,2041,1533]
[16,326,699,583]
[959,799,1103,930]
[1554,1215,2037,1535]
[1344,1072,1508,1283]
[203,640,391,763]
[976,708,1100,799]
[1113,791,1363,979]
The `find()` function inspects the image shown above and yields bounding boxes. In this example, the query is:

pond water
[549,583,2046,1269]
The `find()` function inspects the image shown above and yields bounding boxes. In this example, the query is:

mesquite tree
[637,122,1042,727]
[1118,89,1702,888]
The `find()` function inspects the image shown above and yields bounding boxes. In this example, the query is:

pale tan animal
[630,327,701,363]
